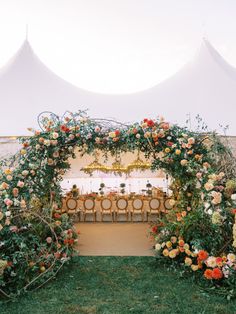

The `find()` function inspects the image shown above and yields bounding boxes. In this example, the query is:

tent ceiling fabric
[0,38,236,135]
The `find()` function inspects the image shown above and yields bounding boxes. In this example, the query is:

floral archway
[0,111,236,298]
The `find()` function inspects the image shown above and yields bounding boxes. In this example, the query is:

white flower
[227,253,236,263]
[206,256,217,268]
[5,210,11,217]
[222,266,230,278]
[196,181,201,189]
[44,139,51,146]
[188,137,195,145]
[155,243,162,251]
[231,194,236,201]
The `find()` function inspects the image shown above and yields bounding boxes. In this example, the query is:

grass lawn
[1,256,236,314]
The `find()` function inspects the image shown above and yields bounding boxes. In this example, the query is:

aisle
[74,223,154,256]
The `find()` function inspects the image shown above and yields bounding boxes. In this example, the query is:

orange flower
[212,268,223,280]
[178,239,185,247]
[176,213,182,221]
[204,269,213,280]
[68,239,75,245]
[231,209,236,215]
[198,250,209,261]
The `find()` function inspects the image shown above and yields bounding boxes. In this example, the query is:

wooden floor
[74,223,155,256]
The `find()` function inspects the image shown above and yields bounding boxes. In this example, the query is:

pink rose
[196,172,202,179]
[4,198,13,207]
[53,151,59,158]
[10,226,18,232]
[52,132,59,139]
[17,181,25,188]
[46,237,52,244]
[38,137,44,144]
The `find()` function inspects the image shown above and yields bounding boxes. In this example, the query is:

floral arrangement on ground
[0,110,235,298]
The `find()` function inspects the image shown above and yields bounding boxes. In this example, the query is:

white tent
[0,38,236,135]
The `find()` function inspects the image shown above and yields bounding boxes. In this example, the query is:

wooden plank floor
[74,223,155,256]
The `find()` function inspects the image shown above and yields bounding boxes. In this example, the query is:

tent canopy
[0,38,236,135]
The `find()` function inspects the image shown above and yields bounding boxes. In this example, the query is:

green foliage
[1,257,236,313]
[0,209,78,298]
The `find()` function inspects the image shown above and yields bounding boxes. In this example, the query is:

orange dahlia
[212,268,223,280]
[204,269,213,280]
[198,250,209,261]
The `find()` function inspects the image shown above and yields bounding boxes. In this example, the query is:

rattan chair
[131,198,144,222]
[163,198,175,212]
[65,197,82,221]
[115,198,129,221]
[146,198,161,221]
[83,198,96,222]
[100,198,113,222]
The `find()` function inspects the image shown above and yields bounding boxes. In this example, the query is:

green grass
[1,257,236,314]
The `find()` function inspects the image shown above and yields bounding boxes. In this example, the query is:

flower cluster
[155,238,236,281]
[233,214,236,248]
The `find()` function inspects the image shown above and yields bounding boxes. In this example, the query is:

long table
[61,194,171,222]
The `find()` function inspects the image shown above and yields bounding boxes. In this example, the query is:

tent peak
[194,37,236,80]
